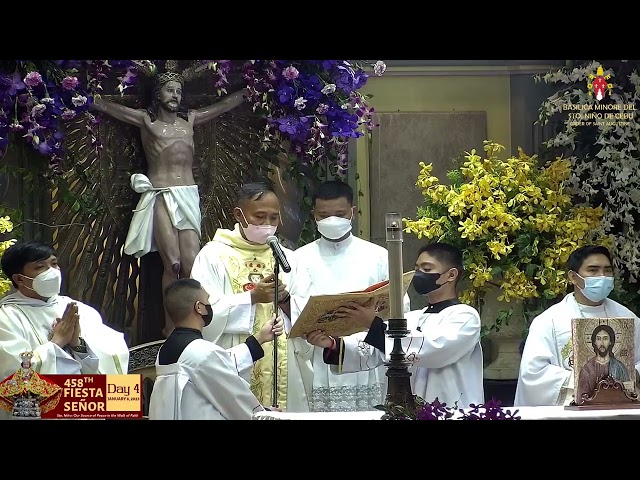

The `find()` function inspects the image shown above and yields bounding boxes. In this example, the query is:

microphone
[266,235,291,273]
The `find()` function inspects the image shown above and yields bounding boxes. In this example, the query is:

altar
[252,406,640,420]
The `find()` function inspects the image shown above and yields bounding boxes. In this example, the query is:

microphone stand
[272,258,280,409]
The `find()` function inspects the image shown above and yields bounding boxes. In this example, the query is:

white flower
[540,62,640,291]
[373,60,386,76]
[71,95,87,107]
[321,84,336,95]
[31,104,46,116]
[294,97,307,110]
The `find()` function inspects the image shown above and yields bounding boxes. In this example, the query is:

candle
[385,212,404,320]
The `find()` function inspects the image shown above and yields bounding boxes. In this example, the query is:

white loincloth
[124,173,202,259]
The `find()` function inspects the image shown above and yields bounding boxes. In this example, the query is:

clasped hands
[303,298,378,349]
[50,302,81,349]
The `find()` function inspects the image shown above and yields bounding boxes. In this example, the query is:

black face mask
[412,271,446,296]
[200,304,213,327]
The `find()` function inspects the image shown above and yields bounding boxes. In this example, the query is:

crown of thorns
[155,71,184,86]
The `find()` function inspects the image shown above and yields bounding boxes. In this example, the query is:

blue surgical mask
[577,274,614,303]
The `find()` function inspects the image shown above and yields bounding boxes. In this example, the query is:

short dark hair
[567,245,613,273]
[1,241,56,288]
[591,324,616,350]
[163,278,206,325]
[236,180,275,206]
[417,242,464,284]
[312,180,354,207]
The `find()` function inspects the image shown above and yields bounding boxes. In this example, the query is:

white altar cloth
[253,406,640,420]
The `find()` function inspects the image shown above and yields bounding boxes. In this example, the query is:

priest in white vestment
[0,241,130,419]
[305,242,484,408]
[190,181,312,411]
[515,245,640,407]
[149,278,284,420]
[292,180,411,412]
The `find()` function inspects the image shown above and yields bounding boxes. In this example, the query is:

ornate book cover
[571,317,636,405]
[289,271,415,339]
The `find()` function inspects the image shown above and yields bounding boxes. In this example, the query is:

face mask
[199,303,213,327]
[577,274,614,303]
[22,267,62,298]
[238,208,277,244]
[316,214,353,240]
[412,270,448,296]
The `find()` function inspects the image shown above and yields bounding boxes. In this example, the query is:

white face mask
[22,267,62,298]
[316,213,353,240]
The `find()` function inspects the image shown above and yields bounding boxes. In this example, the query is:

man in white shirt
[292,180,410,412]
[304,241,481,408]
[0,240,130,418]
[149,278,283,420]
[515,245,640,406]
[190,181,311,411]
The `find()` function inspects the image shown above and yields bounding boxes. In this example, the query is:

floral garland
[536,60,640,309]
[377,396,521,420]
[0,60,385,180]
[402,141,607,334]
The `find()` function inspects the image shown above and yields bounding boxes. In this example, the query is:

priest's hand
[251,273,287,304]
[303,330,336,349]
[334,300,377,329]
[255,314,284,344]
[51,303,79,348]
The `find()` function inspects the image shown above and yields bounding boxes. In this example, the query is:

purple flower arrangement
[0,60,385,178]
[377,396,522,420]
[0,60,142,175]
[240,60,383,176]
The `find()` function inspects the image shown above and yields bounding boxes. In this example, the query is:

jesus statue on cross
[90,70,248,337]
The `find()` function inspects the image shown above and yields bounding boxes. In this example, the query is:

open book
[288,271,415,339]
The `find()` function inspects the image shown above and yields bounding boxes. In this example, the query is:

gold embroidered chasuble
[212,227,288,408]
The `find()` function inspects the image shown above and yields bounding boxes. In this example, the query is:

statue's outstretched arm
[192,88,248,127]
[91,97,146,128]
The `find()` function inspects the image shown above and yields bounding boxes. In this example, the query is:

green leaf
[525,263,538,278]
[496,308,513,324]
[515,233,532,250]
[481,324,497,337]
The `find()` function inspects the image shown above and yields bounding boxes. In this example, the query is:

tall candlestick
[383,212,415,417]
[385,213,404,319]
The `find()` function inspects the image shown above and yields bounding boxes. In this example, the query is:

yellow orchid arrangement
[0,215,16,296]
[404,140,608,336]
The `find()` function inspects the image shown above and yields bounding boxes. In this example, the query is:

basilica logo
[587,66,613,101]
